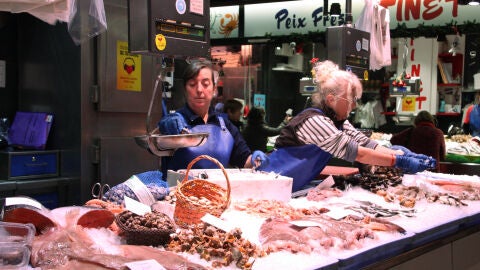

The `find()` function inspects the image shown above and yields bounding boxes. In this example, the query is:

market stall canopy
[0,0,107,44]
[0,0,71,24]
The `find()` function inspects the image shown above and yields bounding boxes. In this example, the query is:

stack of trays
[0,221,35,269]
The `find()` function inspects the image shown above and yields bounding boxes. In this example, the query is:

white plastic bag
[0,0,70,25]
[355,0,391,70]
[67,0,107,45]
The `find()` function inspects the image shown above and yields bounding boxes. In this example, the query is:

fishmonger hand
[158,113,190,135]
[390,145,430,160]
[390,145,436,170]
[251,150,269,169]
[394,155,436,174]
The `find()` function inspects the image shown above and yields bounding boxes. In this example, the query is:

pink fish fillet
[31,226,207,270]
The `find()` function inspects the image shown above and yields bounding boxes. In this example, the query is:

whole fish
[31,224,207,269]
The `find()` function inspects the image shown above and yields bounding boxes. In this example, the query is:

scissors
[91,182,110,200]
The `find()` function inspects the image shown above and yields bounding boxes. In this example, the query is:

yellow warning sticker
[117,41,141,92]
[401,96,416,111]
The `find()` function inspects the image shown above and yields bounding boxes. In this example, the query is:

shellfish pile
[357,166,403,192]
[166,223,264,269]
[119,210,175,232]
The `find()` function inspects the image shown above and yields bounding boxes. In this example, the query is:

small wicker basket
[173,155,231,227]
[115,210,175,246]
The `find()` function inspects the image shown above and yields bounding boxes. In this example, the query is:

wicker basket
[115,210,175,246]
[173,155,231,227]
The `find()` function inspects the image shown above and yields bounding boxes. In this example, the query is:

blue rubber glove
[158,113,189,135]
[390,145,412,155]
[394,155,432,174]
[251,150,269,169]
[391,145,430,160]
[424,156,437,170]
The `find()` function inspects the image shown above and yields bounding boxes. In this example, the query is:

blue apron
[470,105,480,137]
[257,108,337,192]
[167,117,234,170]
[259,145,332,192]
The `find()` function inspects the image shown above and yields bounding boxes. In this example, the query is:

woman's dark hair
[182,59,215,87]
[247,107,266,125]
[223,99,243,114]
[414,110,435,126]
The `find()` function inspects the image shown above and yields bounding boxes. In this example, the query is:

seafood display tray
[462,201,480,228]
[252,251,338,270]
[408,215,468,248]
[336,232,415,270]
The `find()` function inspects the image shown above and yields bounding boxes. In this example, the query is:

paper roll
[444,104,453,112]
[474,73,480,90]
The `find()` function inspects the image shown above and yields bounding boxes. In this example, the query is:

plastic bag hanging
[401,38,409,79]
[355,0,391,70]
[67,0,107,45]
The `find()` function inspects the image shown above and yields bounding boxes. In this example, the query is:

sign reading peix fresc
[274,7,346,29]
[210,0,480,39]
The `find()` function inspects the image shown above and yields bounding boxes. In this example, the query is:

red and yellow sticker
[155,34,167,51]
[401,96,416,111]
[363,70,369,81]
[117,41,141,92]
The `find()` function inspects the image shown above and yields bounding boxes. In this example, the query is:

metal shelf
[438,83,462,87]
[436,112,461,116]
[462,88,480,93]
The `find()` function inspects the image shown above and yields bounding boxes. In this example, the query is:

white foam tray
[173,169,293,202]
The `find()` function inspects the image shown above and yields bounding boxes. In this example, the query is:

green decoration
[259,20,480,44]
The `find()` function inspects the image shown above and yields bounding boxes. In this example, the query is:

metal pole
[345,0,353,26]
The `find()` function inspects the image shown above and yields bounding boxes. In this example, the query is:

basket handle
[181,155,231,208]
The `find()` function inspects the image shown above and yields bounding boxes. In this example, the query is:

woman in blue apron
[257,61,435,192]
[463,93,480,137]
[158,60,267,176]
[469,105,480,137]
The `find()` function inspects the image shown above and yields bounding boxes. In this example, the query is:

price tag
[201,213,232,232]
[124,175,156,206]
[6,197,42,209]
[124,196,151,216]
[289,220,322,227]
[317,175,335,190]
[125,259,166,270]
[324,208,358,220]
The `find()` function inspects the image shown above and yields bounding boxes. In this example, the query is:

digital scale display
[128,0,210,57]
[157,21,205,41]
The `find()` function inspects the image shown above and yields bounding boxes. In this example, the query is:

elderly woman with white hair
[257,60,435,192]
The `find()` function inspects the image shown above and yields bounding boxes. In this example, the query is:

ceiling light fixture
[468,0,480,5]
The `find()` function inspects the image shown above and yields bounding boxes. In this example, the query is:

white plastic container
[0,222,35,247]
[0,244,30,269]
[0,222,35,269]
[174,169,293,202]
